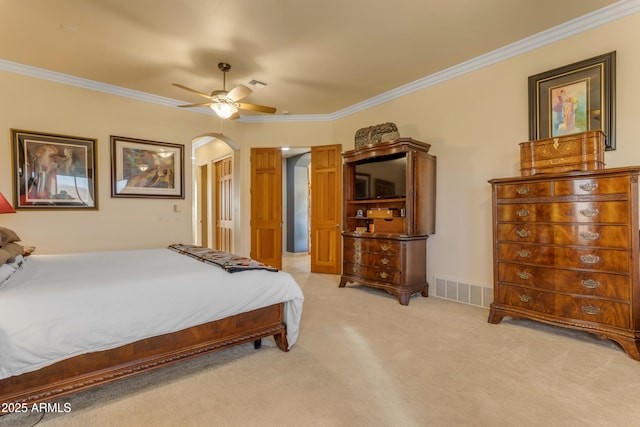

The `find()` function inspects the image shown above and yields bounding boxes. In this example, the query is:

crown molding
[1,0,638,124]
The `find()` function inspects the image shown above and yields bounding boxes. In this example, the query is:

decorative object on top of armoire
[488,166,640,360]
[339,138,436,305]
[354,122,400,149]
[519,130,605,176]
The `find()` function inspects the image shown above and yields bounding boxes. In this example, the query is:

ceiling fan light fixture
[211,100,238,119]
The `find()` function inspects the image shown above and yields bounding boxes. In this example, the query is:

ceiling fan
[173,62,277,120]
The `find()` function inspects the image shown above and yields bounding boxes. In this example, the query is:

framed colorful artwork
[110,136,184,198]
[528,51,616,150]
[11,129,98,209]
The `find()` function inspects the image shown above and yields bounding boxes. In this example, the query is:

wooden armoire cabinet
[489,167,640,360]
[339,138,436,305]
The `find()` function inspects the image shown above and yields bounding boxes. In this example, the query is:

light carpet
[3,262,640,427]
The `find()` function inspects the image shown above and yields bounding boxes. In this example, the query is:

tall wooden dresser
[339,139,436,305]
[488,167,640,360]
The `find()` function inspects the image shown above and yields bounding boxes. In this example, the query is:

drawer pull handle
[518,271,531,280]
[579,183,598,191]
[581,305,601,315]
[381,258,390,265]
[516,229,530,238]
[581,279,601,289]
[352,266,358,273]
[379,272,389,279]
[579,231,600,241]
[580,208,599,217]
[580,254,600,264]
[353,255,361,263]
[353,242,361,249]
[518,250,531,258]
[516,187,530,195]
[519,294,531,303]
[380,244,390,251]
[517,209,530,217]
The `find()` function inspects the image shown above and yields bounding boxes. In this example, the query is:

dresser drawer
[497,243,629,273]
[369,254,401,269]
[554,176,629,197]
[497,201,629,223]
[554,246,629,273]
[344,237,368,252]
[497,284,555,315]
[365,267,401,284]
[343,262,401,285]
[497,243,553,265]
[555,294,630,329]
[496,182,551,199]
[343,247,368,264]
[498,262,631,300]
[369,239,401,255]
[499,284,630,329]
[497,223,629,248]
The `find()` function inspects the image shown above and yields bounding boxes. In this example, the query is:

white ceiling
[0,0,633,121]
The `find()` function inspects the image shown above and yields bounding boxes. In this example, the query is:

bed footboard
[0,303,288,410]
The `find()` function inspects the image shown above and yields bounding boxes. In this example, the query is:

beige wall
[331,12,640,288]
[0,71,220,254]
[3,12,640,293]
[196,12,640,290]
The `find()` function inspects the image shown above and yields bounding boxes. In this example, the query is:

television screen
[354,155,407,199]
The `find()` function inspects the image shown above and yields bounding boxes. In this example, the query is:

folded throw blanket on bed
[168,244,278,273]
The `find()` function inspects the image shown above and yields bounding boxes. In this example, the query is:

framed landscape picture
[11,129,97,210]
[110,136,184,198]
[528,51,616,150]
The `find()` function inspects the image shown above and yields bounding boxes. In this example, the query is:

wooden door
[310,144,342,274]
[214,156,233,252]
[250,148,282,270]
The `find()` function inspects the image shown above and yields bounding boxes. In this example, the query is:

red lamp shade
[0,192,16,214]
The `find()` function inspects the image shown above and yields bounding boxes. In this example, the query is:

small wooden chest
[519,130,605,176]
[366,208,398,218]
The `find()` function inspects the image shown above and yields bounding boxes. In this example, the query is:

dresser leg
[338,276,348,288]
[397,293,410,306]
[487,307,506,324]
[612,338,640,361]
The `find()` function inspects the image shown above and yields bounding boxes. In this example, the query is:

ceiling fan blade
[227,84,252,102]
[229,111,241,120]
[237,102,277,114]
[177,102,213,108]
[172,83,212,100]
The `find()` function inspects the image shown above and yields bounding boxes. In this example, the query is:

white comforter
[0,249,304,380]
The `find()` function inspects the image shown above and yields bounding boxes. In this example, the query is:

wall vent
[433,276,492,308]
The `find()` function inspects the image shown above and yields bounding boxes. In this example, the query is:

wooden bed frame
[0,303,288,410]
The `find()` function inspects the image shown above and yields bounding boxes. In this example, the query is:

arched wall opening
[192,133,241,253]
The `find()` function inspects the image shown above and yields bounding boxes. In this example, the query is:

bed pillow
[0,249,11,265]
[0,242,24,264]
[0,227,21,246]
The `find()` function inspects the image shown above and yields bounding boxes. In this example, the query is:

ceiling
[0,0,627,120]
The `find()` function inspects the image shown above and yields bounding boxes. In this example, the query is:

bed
[0,231,304,412]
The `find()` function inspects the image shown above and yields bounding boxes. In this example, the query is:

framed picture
[11,129,97,210]
[528,51,616,150]
[110,136,184,198]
